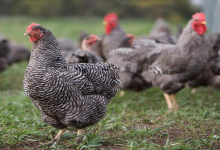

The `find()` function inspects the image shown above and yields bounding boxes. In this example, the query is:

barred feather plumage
[23,24,120,130]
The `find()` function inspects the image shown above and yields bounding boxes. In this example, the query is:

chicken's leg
[191,88,197,94]
[163,93,173,109]
[75,129,86,144]
[170,94,179,110]
[39,128,66,147]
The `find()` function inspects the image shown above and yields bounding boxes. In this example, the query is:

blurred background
[0,0,219,32]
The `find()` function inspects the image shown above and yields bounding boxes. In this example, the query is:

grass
[0,17,220,149]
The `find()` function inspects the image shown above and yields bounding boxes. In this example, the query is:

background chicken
[0,35,30,71]
[141,12,211,110]
[67,34,103,64]
[23,23,120,146]
[95,12,131,60]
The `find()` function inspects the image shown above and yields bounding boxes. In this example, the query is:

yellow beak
[102,21,107,25]
[24,31,31,36]
[201,21,207,25]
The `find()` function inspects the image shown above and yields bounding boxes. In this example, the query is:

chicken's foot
[163,93,173,109]
[39,128,66,147]
[170,94,179,110]
[120,90,125,97]
[191,88,197,94]
[151,105,175,123]
[75,129,86,144]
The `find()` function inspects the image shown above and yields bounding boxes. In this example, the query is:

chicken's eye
[35,29,38,31]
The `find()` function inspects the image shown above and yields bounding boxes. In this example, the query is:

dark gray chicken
[23,23,120,146]
[8,41,30,63]
[0,35,30,70]
[67,34,103,64]
[96,12,130,60]
[141,12,211,110]
[187,33,220,92]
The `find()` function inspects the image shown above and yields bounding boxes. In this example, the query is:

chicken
[0,35,30,69]
[96,12,130,60]
[8,41,30,63]
[141,12,211,110]
[57,38,78,59]
[67,34,103,64]
[187,33,220,92]
[23,23,120,146]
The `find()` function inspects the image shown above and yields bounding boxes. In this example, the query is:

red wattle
[191,22,207,35]
[29,36,38,42]
[105,24,112,34]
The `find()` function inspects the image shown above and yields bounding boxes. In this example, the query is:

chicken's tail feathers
[71,62,121,102]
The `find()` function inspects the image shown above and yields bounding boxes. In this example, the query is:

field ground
[0,17,220,150]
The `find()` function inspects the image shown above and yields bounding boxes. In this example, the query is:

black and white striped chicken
[23,23,120,146]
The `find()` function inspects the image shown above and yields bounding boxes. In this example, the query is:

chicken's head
[103,12,119,34]
[126,34,134,46]
[82,34,100,51]
[191,12,207,35]
[24,22,44,42]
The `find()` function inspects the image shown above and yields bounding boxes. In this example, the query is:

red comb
[26,22,40,31]
[192,12,206,21]
[104,12,118,21]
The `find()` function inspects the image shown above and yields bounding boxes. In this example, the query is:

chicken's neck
[28,30,67,69]
[176,20,206,52]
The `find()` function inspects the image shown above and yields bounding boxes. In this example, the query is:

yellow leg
[191,88,197,94]
[39,128,66,147]
[170,94,179,110]
[163,93,173,109]
[75,129,86,144]
[120,90,125,97]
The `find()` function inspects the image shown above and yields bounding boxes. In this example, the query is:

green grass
[1,17,220,149]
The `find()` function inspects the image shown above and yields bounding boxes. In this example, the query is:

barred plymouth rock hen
[23,23,120,146]
[141,12,211,110]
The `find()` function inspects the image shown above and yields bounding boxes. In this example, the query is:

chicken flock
[0,11,217,146]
